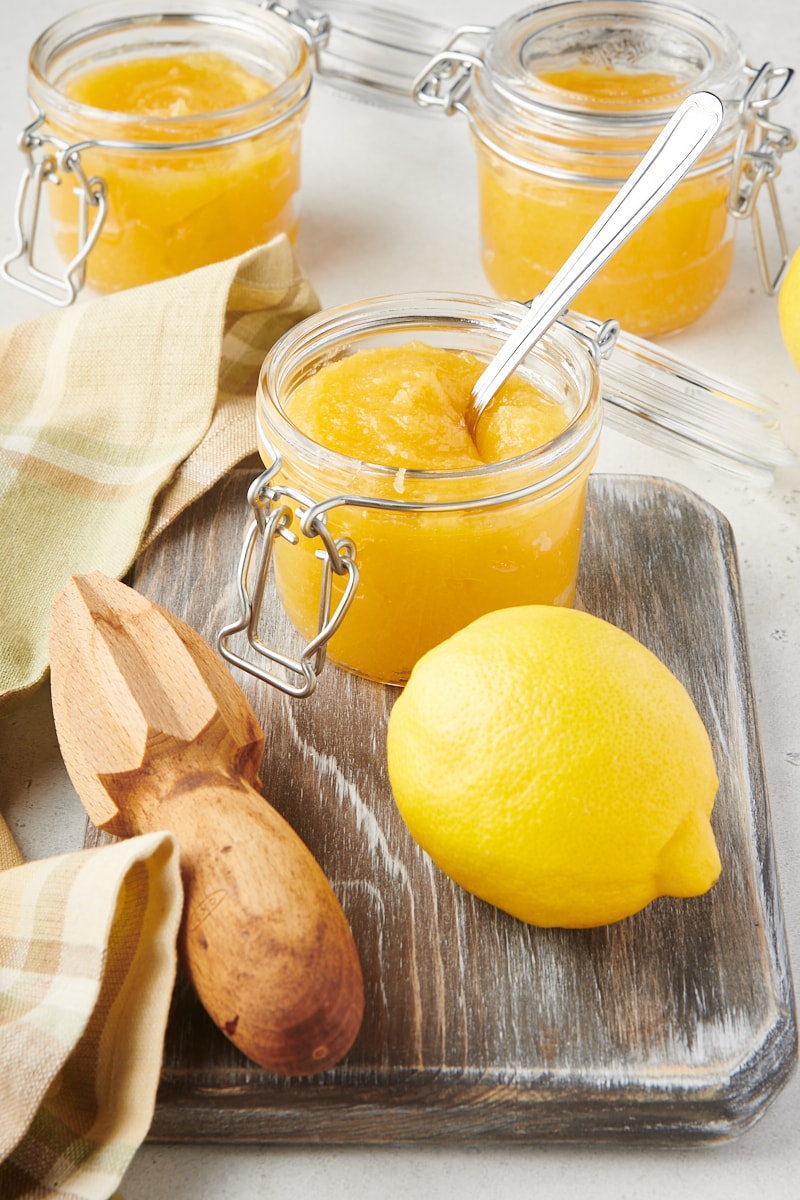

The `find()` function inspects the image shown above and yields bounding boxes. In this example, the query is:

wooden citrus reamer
[48,571,364,1077]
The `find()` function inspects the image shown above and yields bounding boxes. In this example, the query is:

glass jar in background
[3,0,324,303]
[219,292,604,693]
[414,0,796,337]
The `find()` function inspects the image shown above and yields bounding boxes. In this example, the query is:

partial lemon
[779,247,800,371]
[386,605,721,928]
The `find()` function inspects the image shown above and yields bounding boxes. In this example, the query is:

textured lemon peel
[387,605,721,929]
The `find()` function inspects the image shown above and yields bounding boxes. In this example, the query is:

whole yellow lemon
[779,247,800,371]
[386,605,721,928]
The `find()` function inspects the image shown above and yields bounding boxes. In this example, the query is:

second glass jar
[414,0,796,337]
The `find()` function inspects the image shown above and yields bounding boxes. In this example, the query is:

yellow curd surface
[268,342,595,684]
[47,51,304,291]
[477,67,733,336]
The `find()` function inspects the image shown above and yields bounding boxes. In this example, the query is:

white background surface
[1,0,799,1197]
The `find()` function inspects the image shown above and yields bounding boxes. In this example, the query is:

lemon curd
[43,50,303,292]
[283,342,570,470]
[41,41,307,292]
[538,66,682,104]
[258,315,602,686]
[476,65,734,336]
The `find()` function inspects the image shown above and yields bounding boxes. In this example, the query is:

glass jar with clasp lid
[218,292,606,691]
[2,0,331,303]
[412,0,796,336]
[216,289,794,697]
[1,0,457,304]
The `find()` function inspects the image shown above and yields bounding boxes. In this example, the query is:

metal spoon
[467,90,725,431]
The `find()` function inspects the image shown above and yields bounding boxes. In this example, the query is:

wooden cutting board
[91,469,796,1143]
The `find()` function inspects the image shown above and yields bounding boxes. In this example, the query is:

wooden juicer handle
[49,571,364,1077]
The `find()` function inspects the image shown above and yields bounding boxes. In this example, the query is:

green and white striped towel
[0,236,319,708]
[0,812,182,1199]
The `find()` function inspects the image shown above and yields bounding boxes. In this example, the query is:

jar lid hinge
[412,26,492,116]
[218,467,359,698]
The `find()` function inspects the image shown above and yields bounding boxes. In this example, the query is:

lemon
[779,247,800,371]
[386,605,721,928]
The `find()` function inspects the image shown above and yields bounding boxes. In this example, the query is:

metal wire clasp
[218,466,359,698]
[411,25,491,115]
[728,62,796,294]
[260,2,332,65]
[1,112,107,306]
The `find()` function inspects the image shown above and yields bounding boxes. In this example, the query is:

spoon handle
[469,90,724,424]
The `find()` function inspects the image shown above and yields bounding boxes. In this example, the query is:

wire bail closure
[0,113,107,306]
[727,62,797,293]
[411,27,491,117]
[262,2,332,64]
[218,468,359,698]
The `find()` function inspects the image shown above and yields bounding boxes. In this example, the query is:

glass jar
[2,0,323,304]
[413,0,796,337]
[218,292,604,692]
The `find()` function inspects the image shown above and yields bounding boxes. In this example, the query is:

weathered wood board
[100,469,796,1143]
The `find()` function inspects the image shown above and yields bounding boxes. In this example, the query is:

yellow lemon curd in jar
[477,67,733,336]
[269,342,594,685]
[47,52,303,292]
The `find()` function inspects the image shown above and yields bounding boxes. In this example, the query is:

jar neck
[27,0,312,147]
[468,0,745,179]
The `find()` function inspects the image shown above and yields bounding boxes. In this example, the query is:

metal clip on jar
[1,0,329,305]
[218,292,608,694]
[412,0,796,337]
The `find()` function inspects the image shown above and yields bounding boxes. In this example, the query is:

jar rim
[473,0,745,140]
[27,0,311,143]
[257,292,603,490]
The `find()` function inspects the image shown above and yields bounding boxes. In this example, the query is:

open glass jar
[218,292,604,692]
[2,0,324,303]
[218,287,795,695]
[413,0,796,337]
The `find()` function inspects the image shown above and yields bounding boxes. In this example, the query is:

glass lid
[297,0,456,109]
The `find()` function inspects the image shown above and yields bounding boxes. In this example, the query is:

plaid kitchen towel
[0,236,319,708]
[0,811,182,1199]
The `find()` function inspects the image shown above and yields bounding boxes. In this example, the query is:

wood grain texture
[88,469,796,1143]
[53,572,364,1076]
